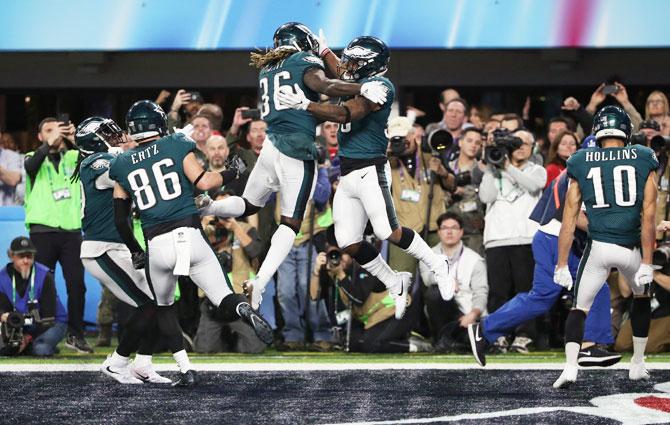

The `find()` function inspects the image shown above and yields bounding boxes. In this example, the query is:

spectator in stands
[479,128,546,353]
[388,117,447,272]
[420,212,488,352]
[537,117,571,162]
[319,121,339,160]
[446,127,485,254]
[500,113,523,132]
[227,107,267,169]
[585,82,642,130]
[205,135,230,173]
[0,237,67,356]
[190,114,213,167]
[23,117,91,353]
[468,105,484,129]
[483,118,501,146]
[194,191,266,354]
[544,130,579,188]
[167,89,204,130]
[0,129,23,206]
[561,96,594,135]
[644,91,669,128]
[198,103,224,135]
[276,156,333,351]
[427,97,468,140]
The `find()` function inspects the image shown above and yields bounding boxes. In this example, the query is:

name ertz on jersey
[131,144,160,164]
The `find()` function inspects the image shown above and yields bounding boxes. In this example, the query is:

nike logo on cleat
[361,172,368,179]
[579,351,591,356]
[105,367,119,375]
[475,326,483,342]
[135,373,150,382]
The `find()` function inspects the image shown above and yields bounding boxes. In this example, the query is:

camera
[632,132,670,154]
[653,242,670,269]
[483,129,523,167]
[1,311,32,352]
[241,108,261,120]
[454,171,472,187]
[316,144,328,165]
[216,251,234,273]
[326,249,342,268]
[389,136,407,157]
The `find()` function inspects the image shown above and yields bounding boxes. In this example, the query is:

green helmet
[126,100,168,141]
[592,105,632,146]
[75,117,123,157]
[273,22,317,53]
[339,36,390,81]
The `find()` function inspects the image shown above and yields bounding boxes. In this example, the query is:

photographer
[167,89,204,130]
[478,129,546,352]
[387,116,448,272]
[0,237,67,356]
[193,191,266,354]
[445,127,485,254]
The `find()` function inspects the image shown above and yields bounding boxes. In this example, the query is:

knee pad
[395,227,415,250]
[631,297,651,338]
[351,240,380,266]
[279,219,300,235]
[242,199,262,217]
[215,293,248,322]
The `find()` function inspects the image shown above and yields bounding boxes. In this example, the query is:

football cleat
[433,262,455,301]
[237,302,274,345]
[509,336,533,354]
[553,365,578,389]
[101,357,143,385]
[389,271,412,320]
[468,323,487,367]
[629,361,651,381]
[577,345,622,367]
[242,278,263,310]
[131,364,172,384]
[171,370,198,387]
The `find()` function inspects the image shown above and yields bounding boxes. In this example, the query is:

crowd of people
[1,35,670,369]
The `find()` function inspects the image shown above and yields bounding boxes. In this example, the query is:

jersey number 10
[127,158,182,210]
[586,165,637,208]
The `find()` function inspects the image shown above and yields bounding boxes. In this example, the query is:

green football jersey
[567,145,658,246]
[109,133,199,231]
[259,51,324,160]
[337,76,395,159]
[80,152,122,243]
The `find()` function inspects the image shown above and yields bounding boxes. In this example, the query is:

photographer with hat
[0,237,67,356]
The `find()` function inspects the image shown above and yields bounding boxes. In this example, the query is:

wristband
[193,170,206,186]
[320,48,332,58]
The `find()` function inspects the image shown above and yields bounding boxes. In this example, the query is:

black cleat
[65,335,94,354]
[468,322,487,367]
[577,345,622,367]
[171,370,197,387]
[237,302,274,345]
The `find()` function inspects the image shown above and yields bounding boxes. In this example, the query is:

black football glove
[131,251,147,270]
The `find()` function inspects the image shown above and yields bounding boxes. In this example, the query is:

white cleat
[243,278,263,310]
[553,365,578,389]
[629,361,651,381]
[101,357,143,384]
[389,272,412,320]
[433,262,455,301]
[131,363,172,384]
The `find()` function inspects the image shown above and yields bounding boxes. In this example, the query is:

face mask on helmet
[338,37,389,81]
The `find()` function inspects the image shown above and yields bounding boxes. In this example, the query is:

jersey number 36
[127,158,182,210]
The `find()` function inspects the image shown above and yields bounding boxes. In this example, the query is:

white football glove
[276,84,311,111]
[553,265,573,291]
[634,263,654,289]
[315,28,330,57]
[360,81,389,105]
[195,194,214,216]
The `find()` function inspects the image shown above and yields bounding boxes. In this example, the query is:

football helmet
[75,117,124,157]
[273,22,317,52]
[126,100,168,141]
[592,105,632,146]
[338,36,390,81]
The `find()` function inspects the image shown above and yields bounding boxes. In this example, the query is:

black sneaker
[64,335,94,354]
[577,345,622,367]
[467,322,487,367]
[237,302,273,345]
[171,370,197,387]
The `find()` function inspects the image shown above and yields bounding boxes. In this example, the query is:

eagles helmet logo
[343,45,378,60]
[90,159,110,170]
[76,120,102,138]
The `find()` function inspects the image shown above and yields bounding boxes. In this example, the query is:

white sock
[360,254,397,289]
[210,196,246,218]
[632,336,648,364]
[565,342,580,367]
[173,349,192,373]
[255,224,297,290]
[134,354,152,369]
[110,351,130,368]
[403,231,443,271]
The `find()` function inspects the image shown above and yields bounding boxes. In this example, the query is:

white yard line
[1,362,670,372]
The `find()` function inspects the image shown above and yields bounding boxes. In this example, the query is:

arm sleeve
[113,198,144,254]
[478,169,499,204]
[469,259,489,313]
[506,163,547,195]
[312,168,331,208]
[38,273,57,320]
[241,226,263,261]
[24,144,50,182]
[623,103,643,132]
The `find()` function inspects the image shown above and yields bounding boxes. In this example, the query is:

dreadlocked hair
[70,151,88,183]
[250,46,298,69]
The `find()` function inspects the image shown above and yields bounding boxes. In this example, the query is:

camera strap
[12,266,35,309]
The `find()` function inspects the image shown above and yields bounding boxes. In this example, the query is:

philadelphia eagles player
[109,100,273,387]
[75,117,171,385]
[277,35,455,319]
[199,22,389,310]
[553,105,658,388]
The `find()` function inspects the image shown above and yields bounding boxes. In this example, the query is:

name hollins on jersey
[585,149,638,162]
[130,144,160,164]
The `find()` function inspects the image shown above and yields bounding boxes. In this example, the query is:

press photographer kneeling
[0,237,67,356]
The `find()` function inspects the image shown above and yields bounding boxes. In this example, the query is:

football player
[553,106,657,388]
[109,100,273,387]
[74,117,171,385]
[199,22,389,310]
[276,35,455,319]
